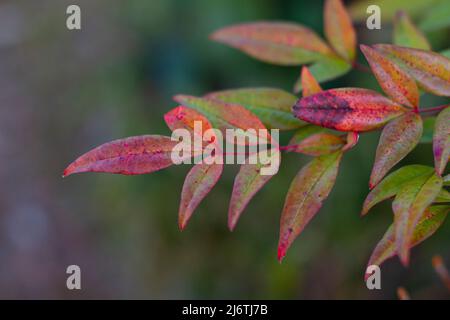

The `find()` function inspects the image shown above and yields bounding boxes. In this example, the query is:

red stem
[418,104,449,114]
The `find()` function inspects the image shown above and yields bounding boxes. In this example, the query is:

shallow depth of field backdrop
[0,0,449,299]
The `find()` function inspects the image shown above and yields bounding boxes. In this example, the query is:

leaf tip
[399,250,410,267]
[277,246,286,263]
[228,219,236,232]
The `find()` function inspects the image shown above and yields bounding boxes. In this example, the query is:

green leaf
[228,150,280,230]
[278,151,343,261]
[324,0,357,61]
[206,88,304,130]
[293,55,351,93]
[434,188,450,203]
[366,205,449,272]
[419,0,450,31]
[374,44,450,96]
[420,117,436,143]
[361,45,419,108]
[287,126,345,156]
[362,165,434,215]
[210,22,333,66]
[370,112,423,188]
[393,172,443,265]
[393,11,431,50]
[433,107,450,175]
[179,163,223,230]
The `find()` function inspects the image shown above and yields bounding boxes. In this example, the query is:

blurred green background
[0,0,448,299]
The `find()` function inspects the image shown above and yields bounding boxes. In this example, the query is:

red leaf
[360,44,419,108]
[210,22,333,65]
[63,135,179,177]
[293,88,407,132]
[370,112,423,188]
[278,151,343,261]
[301,66,323,97]
[179,163,223,230]
[324,0,357,61]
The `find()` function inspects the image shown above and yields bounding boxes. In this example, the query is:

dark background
[0,0,448,299]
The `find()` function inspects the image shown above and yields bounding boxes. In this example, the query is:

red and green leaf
[288,126,345,156]
[278,151,343,261]
[375,44,450,96]
[366,205,449,275]
[370,112,423,188]
[206,88,304,130]
[210,22,333,65]
[301,66,323,97]
[393,11,431,50]
[173,95,268,143]
[324,0,357,61]
[362,165,434,215]
[393,172,443,265]
[164,106,213,136]
[360,44,419,108]
[228,150,280,230]
[293,88,407,132]
[179,163,223,230]
[433,106,450,175]
[63,135,180,177]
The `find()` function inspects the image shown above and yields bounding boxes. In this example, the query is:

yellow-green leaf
[393,172,443,265]
[366,205,449,273]
[393,11,431,50]
[363,165,434,215]
[435,188,450,203]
